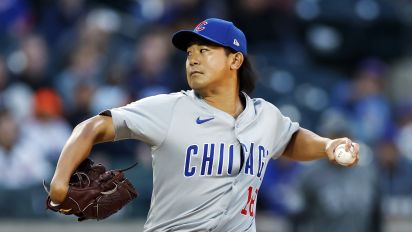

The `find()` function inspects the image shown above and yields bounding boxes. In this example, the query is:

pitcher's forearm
[283,128,332,161]
[49,124,95,203]
[53,128,94,183]
[49,115,115,203]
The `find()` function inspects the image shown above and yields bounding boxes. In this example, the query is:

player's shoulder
[249,96,282,115]
[133,91,188,105]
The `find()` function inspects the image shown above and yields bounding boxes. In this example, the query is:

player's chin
[187,78,207,90]
[188,73,204,81]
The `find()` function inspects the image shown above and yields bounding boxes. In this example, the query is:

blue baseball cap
[172,18,247,55]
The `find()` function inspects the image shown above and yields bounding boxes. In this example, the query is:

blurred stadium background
[0,0,412,231]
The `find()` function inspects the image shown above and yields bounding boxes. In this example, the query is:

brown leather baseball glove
[44,158,138,221]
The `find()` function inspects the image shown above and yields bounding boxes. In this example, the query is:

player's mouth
[190,71,203,76]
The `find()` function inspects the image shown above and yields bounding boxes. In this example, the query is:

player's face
[185,42,232,92]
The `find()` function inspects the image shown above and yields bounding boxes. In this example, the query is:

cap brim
[172,30,225,52]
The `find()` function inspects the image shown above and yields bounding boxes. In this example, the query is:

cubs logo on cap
[172,18,247,55]
[194,21,207,31]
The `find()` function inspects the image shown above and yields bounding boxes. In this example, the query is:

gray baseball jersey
[108,90,299,232]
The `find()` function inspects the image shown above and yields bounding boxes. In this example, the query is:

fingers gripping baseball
[325,138,360,167]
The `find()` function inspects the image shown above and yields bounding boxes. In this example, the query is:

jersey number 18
[241,186,259,217]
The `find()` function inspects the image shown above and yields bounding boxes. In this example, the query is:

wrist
[324,138,333,152]
[50,178,69,204]
[324,138,334,160]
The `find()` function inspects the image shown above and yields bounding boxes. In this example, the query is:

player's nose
[188,54,200,66]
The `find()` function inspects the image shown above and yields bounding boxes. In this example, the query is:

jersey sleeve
[267,103,300,159]
[108,93,179,147]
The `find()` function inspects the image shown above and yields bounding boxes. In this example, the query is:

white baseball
[334,144,356,166]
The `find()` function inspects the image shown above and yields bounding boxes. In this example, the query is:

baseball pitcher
[48,18,360,231]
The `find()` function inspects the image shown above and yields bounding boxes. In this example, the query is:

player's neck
[198,87,244,118]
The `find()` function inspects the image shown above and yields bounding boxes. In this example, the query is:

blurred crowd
[0,0,412,231]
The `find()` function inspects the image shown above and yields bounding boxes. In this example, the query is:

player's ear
[229,52,244,70]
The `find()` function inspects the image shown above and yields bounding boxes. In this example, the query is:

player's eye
[200,48,208,53]
[186,51,192,56]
